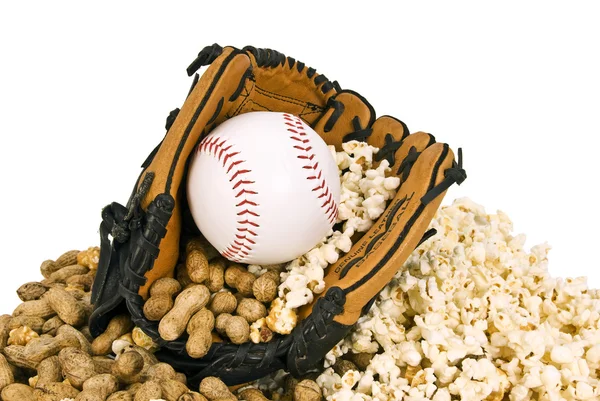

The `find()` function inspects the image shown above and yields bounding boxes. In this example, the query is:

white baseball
[186,111,341,265]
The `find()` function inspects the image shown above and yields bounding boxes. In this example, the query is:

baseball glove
[90,43,466,386]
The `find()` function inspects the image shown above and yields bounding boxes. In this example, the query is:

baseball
[186,111,341,265]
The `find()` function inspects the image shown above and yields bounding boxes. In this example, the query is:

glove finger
[312,91,375,150]
[367,115,436,171]
[300,143,457,325]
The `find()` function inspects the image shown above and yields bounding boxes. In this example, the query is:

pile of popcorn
[252,141,400,338]
[306,198,600,401]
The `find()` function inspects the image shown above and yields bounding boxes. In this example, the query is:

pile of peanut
[147,237,284,358]
[0,248,321,401]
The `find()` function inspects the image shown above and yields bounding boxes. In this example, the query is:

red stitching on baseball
[230,169,251,181]
[237,227,258,236]
[285,114,338,225]
[237,209,259,217]
[196,135,260,262]
[236,188,258,197]
[236,199,258,207]
[226,158,243,172]
[233,180,255,190]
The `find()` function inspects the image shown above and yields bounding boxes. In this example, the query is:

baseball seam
[197,135,260,262]
[284,113,338,225]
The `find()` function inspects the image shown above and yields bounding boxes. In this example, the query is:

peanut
[160,379,190,401]
[40,260,61,279]
[225,316,250,344]
[8,316,46,333]
[145,363,177,382]
[239,388,270,401]
[206,261,225,293]
[49,264,89,283]
[294,380,321,401]
[209,292,237,315]
[57,324,93,354]
[55,249,80,268]
[112,351,144,384]
[262,270,281,284]
[126,382,142,395]
[121,345,159,375]
[199,377,236,401]
[224,264,245,288]
[188,308,215,334]
[332,359,357,376]
[347,352,373,370]
[159,285,210,341]
[77,373,119,401]
[1,383,35,401]
[42,316,65,336]
[107,391,133,401]
[91,314,133,355]
[134,380,162,401]
[17,282,48,302]
[214,313,231,337]
[93,356,116,374]
[187,249,210,284]
[77,247,100,270]
[59,347,97,389]
[175,372,188,385]
[0,354,14,391]
[179,392,208,401]
[45,287,86,327]
[65,286,87,300]
[24,333,80,362]
[8,326,39,346]
[36,356,62,388]
[3,345,39,370]
[235,272,256,297]
[252,275,278,303]
[143,278,182,321]
[13,299,56,319]
[186,327,212,358]
[186,237,219,261]
[236,298,267,323]
[186,309,215,359]
[0,314,11,350]
[34,382,80,401]
[66,272,96,292]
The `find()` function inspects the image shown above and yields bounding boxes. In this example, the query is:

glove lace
[375,133,405,166]
[421,147,467,205]
[343,116,372,143]
[325,109,409,170]
[292,287,346,357]
[242,46,339,95]
[187,43,224,76]
[397,146,421,181]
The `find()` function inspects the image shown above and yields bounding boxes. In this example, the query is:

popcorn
[311,198,600,401]
[265,298,297,335]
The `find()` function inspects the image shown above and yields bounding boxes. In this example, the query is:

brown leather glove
[90,44,466,386]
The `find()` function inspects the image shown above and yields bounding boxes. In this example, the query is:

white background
[0,2,598,312]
